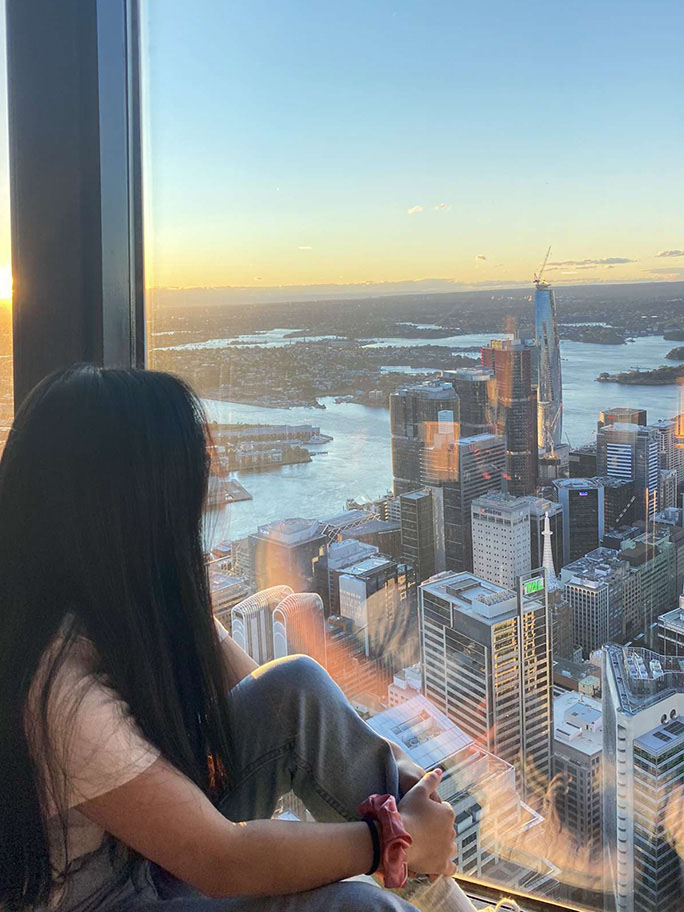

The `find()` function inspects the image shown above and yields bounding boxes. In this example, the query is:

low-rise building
[387,663,422,706]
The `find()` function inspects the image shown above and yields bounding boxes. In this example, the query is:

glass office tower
[534,280,563,453]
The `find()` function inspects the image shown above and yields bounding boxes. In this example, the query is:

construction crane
[533,245,552,286]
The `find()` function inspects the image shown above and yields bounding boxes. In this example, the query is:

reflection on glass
[142,1,684,907]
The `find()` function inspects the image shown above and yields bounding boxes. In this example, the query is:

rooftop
[471,490,531,516]
[593,475,634,489]
[440,367,494,382]
[553,477,602,491]
[368,695,472,770]
[342,556,396,577]
[319,509,372,529]
[600,407,647,420]
[341,518,401,537]
[327,538,379,569]
[599,421,654,435]
[519,495,562,518]
[486,337,533,352]
[392,379,459,399]
[457,432,503,448]
[560,547,628,586]
[658,604,684,634]
[400,488,431,502]
[252,517,323,545]
[635,716,684,756]
[553,690,603,757]
[604,644,684,716]
[553,658,599,691]
[421,571,520,623]
[654,506,683,526]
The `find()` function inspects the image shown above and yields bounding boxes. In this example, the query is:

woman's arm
[80,757,456,898]
[218,634,258,689]
[81,756,373,898]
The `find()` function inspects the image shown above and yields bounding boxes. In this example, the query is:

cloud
[297,246,313,250]
[548,257,633,267]
[475,254,487,261]
[407,205,424,215]
[434,203,449,211]
[656,249,684,257]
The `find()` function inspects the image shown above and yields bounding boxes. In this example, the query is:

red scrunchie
[358,793,412,888]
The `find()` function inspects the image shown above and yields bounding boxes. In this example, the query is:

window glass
[0,2,12,454]
[142,2,684,908]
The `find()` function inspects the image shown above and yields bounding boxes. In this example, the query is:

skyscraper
[595,422,660,522]
[597,406,647,432]
[399,488,437,583]
[595,475,636,531]
[418,569,552,802]
[482,338,538,495]
[553,478,605,564]
[438,433,507,573]
[603,644,684,912]
[338,554,418,674]
[471,491,531,588]
[534,278,563,453]
[389,380,460,495]
[659,467,678,510]
[441,367,496,437]
[249,518,327,592]
[552,691,603,854]
[320,537,380,615]
[560,547,633,657]
[619,531,677,647]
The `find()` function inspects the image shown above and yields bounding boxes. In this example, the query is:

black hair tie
[362,817,381,876]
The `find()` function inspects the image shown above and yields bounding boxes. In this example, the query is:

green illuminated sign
[523,577,544,596]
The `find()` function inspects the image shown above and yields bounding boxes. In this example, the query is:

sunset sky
[1,1,683,299]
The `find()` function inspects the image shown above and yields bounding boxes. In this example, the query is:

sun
[0,264,12,300]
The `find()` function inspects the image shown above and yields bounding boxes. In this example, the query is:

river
[203,333,682,545]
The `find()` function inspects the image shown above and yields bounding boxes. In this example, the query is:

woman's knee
[263,653,332,693]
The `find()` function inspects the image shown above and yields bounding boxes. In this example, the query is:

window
[138,2,684,910]
[0,2,12,455]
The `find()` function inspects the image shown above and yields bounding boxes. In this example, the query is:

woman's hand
[396,755,426,796]
[398,769,457,877]
[389,740,443,804]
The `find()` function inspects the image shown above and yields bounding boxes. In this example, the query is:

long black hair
[0,364,235,909]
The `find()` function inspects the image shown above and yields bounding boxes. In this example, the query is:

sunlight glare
[0,264,13,301]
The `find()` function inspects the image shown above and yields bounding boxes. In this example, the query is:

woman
[0,365,458,912]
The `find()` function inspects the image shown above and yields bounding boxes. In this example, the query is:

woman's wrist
[358,794,412,888]
[361,818,381,875]
[354,820,378,877]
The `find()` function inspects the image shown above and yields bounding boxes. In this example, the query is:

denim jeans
[53,655,418,912]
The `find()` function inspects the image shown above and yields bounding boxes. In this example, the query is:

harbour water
[203,333,682,545]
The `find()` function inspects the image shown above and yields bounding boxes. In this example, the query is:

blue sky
[3,1,684,296]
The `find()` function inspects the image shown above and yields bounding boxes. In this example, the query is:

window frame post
[6,0,145,409]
